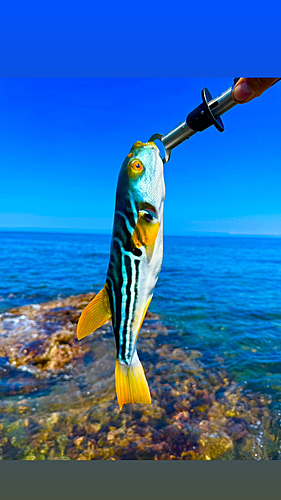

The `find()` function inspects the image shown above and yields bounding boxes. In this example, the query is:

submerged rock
[0,293,95,375]
[0,293,279,460]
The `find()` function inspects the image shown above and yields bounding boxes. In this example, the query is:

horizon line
[0,228,281,239]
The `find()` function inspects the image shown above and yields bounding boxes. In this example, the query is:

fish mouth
[139,202,158,217]
[131,141,158,150]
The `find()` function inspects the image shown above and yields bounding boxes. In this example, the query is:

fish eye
[128,159,144,178]
[133,162,142,171]
[131,160,143,172]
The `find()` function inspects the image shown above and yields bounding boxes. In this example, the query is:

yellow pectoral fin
[132,214,159,249]
[77,284,111,340]
[145,242,155,260]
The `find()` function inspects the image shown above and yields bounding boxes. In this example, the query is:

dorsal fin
[77,284,111,340]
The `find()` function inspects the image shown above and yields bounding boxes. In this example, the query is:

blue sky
[0,77,280,236]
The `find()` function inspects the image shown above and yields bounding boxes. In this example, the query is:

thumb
[233,77,280,104]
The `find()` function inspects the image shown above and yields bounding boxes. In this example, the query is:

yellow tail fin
[115,352,151,410]
[77,284,111,340]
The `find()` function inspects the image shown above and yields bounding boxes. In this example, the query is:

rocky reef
[0,293,280,460]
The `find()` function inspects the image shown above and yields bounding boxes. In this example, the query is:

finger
[233,77,280,104]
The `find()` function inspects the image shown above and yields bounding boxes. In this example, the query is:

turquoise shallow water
[1,231,281,409]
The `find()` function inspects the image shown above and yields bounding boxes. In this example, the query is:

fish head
[117,141,165,215]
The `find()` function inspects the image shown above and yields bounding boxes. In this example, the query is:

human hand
[232,77,280,104]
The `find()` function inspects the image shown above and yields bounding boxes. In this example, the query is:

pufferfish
[77,141,165,409]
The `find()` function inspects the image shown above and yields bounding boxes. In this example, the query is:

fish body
[77,141,165,409]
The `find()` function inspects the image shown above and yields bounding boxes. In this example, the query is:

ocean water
[0,230,281,410]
